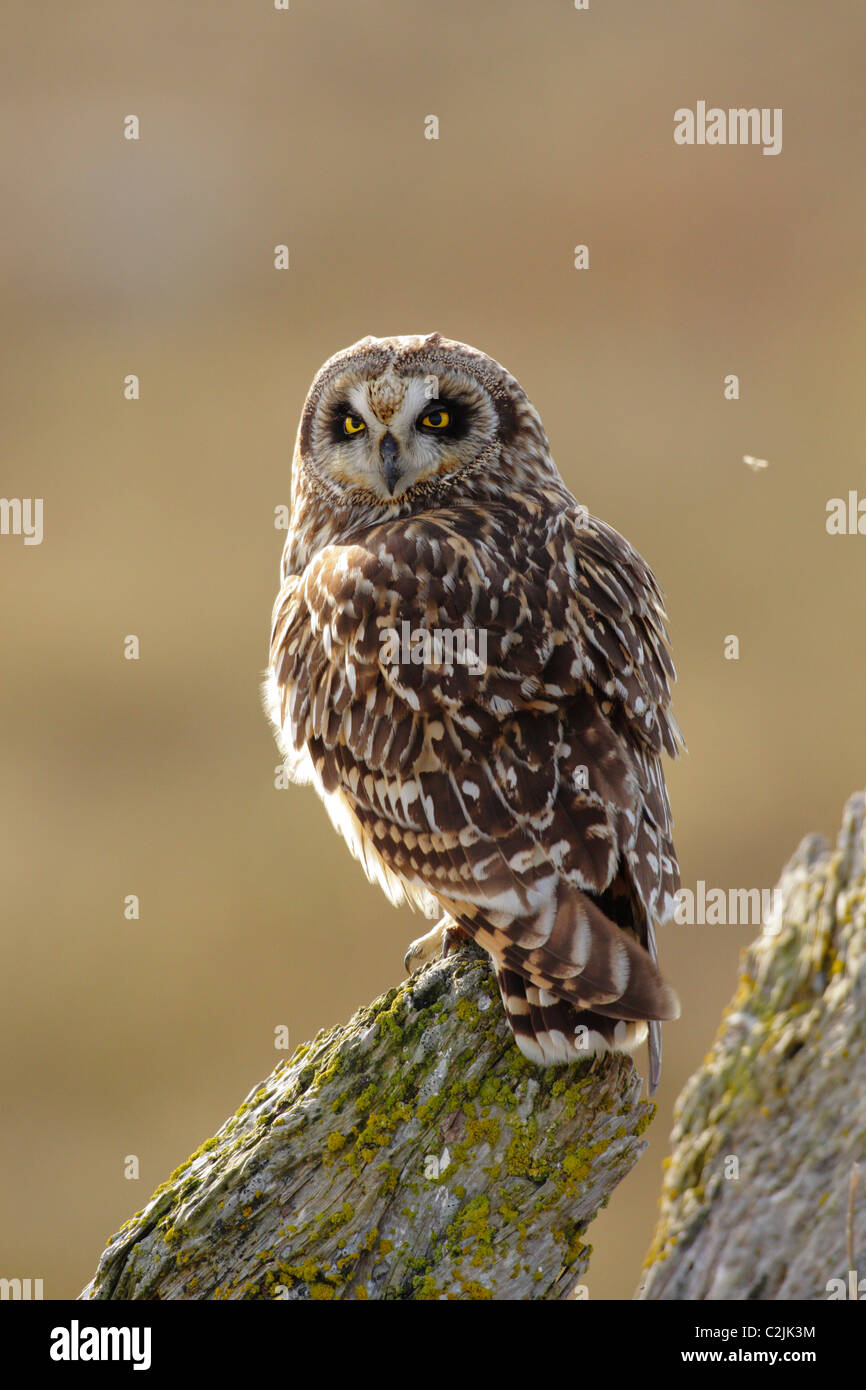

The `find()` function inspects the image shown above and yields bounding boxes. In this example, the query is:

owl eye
[419,408,450,430]
[343,413,366,436]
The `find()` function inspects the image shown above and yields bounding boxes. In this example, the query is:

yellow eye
[420,408,450,429]
[343,413,366,436]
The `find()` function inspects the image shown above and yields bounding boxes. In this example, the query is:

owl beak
[379,432,401,494]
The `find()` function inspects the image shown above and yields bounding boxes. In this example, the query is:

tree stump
[81,945,654,1301]
[639,791,866,1300]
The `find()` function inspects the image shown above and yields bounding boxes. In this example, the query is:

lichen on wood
[639,791,866,1300]
[81,944,654,1301]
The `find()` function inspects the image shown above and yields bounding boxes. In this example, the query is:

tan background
[2,1,864,1300]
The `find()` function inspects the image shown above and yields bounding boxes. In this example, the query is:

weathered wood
[81,944,654,1301]
[638,791,866,1300]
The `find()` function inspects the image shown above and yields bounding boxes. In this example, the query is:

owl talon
[404,916,470,974]
[441,925,471,958]
[404,920,448,975]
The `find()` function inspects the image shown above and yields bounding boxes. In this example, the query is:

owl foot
[404,919,446,974]
[404,917,470,975]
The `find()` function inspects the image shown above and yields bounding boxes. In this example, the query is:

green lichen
[90,949,650,1301]
[457,1279,494,1299]
[310,1282,336,1300]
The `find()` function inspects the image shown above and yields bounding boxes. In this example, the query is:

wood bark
[81,944,654,1300]
[638,791,866,1300]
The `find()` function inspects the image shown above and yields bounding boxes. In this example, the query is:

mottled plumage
[265,334,682,1092]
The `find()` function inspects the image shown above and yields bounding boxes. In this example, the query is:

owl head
[292,333,552,510]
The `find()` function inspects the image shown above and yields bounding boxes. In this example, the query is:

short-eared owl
[265,334,682,1092]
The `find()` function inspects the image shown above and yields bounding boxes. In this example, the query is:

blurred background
[2,0,864,1299]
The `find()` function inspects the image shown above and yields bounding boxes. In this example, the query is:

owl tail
[493,965,664,1094]
[441,884,677,1093]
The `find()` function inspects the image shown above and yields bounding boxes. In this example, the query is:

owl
[265,334,682,1093]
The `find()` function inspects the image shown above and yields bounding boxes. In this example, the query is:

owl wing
[269,502,681,1051]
